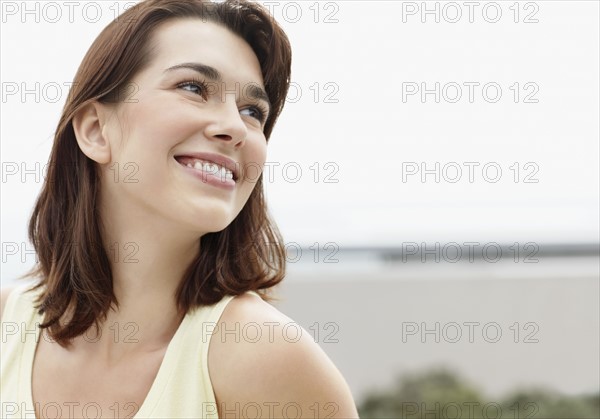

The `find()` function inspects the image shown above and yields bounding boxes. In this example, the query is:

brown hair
[22,0,292,347]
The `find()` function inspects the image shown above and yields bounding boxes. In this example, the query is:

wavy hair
[22,0,292,347]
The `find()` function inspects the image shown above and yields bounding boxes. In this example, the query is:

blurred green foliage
[357,368,599,419]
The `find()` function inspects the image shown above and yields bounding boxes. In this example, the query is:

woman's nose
[203,96,248,147]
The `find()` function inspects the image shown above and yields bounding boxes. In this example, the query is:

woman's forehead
[145,18,265,88]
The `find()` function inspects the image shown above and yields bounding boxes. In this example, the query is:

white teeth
[184,158,234,181]
[206,163,218,174]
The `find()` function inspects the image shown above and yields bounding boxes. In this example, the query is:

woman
[0,0,359,417]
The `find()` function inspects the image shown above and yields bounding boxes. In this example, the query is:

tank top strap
[1,282,41,324]
[0,282,44,418]
[135,290,259,418]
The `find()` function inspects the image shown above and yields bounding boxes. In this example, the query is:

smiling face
[97,18,270,235]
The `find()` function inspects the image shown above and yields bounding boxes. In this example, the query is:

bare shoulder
[208,292,359,418]
[0,285,18,321]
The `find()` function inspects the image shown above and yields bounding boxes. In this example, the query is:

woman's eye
[177,81,206,98]
[240,106,267,124]
[178,81,267,125]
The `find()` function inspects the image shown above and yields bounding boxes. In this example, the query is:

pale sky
[1,1,599,282]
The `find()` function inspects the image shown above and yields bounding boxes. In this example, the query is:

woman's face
[99,18,269,234]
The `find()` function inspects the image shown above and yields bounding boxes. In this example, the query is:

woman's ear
[72,101,113,164]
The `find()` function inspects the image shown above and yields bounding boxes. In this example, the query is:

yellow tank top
[1,282,257,418]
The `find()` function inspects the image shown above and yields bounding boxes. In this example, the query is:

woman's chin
[187,210,234,234]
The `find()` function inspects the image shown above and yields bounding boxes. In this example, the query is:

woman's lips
[175,157,236,190]
[174,152,239,181]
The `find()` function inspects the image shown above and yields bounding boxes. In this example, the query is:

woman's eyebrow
[165,62,222,81]
[164,62,271,113]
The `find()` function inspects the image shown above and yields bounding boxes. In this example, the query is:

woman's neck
[72,194,205,360]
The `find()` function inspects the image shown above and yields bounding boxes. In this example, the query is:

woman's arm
[208,293,360,418]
